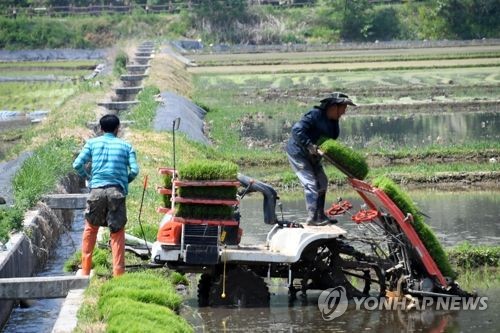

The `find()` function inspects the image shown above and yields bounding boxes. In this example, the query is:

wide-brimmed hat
[319,92,357,108]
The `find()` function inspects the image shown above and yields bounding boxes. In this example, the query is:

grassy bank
[0,14,183,49]
[0,138,76,243]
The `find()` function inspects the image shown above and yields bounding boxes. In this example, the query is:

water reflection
[241,112,499,149]
[238,190,500,247]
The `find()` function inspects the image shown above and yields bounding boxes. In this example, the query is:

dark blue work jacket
[286,107,339,158]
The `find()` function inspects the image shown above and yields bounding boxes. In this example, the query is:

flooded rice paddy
[183,190,499,333]
[241,112,499,149]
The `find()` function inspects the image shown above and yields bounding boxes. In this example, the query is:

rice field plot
[192,49,500,167]
[0,60,97,79]
[197,66,500,91]
[191,46,500,67]
[188,57,500,74]
[0,81,79,111]
[190,45,500,63]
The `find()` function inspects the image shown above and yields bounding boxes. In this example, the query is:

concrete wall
[0,173,81,329]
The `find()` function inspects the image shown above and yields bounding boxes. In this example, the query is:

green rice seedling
[169,271,189,286]
[178,186,238,200]
[99,271,182,310]
[97,271,192,332]
[175,203,234,220]
[162,174,173,208]
[99,297,192,333]
[179,160,238,181]
[373,176,456,279]
[63,248,111,273]
[447,242,500,268]
[319,139,369,180]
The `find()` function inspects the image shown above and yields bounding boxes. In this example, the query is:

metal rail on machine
[347,178,448,288]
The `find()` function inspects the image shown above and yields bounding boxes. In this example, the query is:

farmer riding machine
[149,138,471,307]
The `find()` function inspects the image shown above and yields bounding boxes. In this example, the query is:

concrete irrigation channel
[0,42,155,332]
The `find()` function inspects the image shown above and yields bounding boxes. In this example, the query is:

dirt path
[188,57,500,74]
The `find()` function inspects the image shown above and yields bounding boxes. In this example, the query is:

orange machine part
[157,218,183,245]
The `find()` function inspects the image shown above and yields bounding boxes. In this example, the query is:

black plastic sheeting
[0,49,107,62]
[153,91,210,145]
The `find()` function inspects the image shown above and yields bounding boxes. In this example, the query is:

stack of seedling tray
[157,161,240,227]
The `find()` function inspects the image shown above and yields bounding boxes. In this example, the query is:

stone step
[137,48,154,53]
[135,51,153,57]
[134,56,154,65]
[86,120,135,132]
[115,86,143,95]
[120,74,148,82]
[97,101,139,111]
[126,65,150,74]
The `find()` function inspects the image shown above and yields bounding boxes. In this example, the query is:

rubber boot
[306,208,329,226]
[316,193,337,224]
[306,209,317,224]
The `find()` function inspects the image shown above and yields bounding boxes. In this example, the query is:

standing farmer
[286,92,355,226]
[73,114,139,276]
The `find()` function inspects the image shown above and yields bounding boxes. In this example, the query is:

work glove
[307,144,319,157]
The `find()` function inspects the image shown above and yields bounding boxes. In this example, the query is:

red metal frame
[158,167,177,176]
[172,216,239,227]
[157,207,172,214]
[174,180,241,187]
[348,178,448,287]
[156,186,173,195]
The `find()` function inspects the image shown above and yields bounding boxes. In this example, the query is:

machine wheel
[198,273,213,307]
[208,267,270,307]
[296,241,370,298]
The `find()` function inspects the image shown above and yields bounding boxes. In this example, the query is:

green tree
[368,7,401,41]
[191,0,252,43]
[437,0,500,39]
[342,0,372,40]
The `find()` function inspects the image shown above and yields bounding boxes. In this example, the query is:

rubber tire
[197,273,213,307]
[208,267,270,307]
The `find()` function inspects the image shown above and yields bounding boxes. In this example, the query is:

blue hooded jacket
[286,107,339,159]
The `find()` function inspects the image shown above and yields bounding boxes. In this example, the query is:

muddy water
[183,190,500,332]
[242,112,499,149]
[2,211,84,333]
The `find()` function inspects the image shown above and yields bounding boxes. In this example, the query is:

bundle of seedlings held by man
[318,139,369,180]
[175,160,239,220]
[373,176,456,279]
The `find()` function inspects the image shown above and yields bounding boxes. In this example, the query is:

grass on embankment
[0,14,183,49]
[0,138,77,243]
[447,242,500,290]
